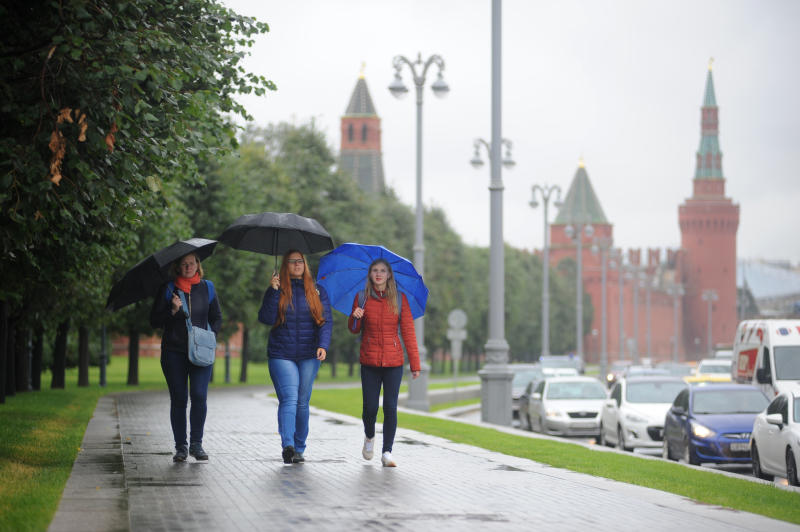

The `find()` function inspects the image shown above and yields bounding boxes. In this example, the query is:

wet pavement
[49,387,800,531]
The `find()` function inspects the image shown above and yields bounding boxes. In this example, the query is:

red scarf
[175,273,201,294]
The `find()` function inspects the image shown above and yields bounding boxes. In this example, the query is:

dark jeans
[161,349,213,449]
[361,364,403,453]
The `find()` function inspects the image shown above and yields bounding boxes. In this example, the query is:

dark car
[662,383,769,465]
[511,364,545,423]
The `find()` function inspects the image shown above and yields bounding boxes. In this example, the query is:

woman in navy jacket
[150,252,222,462]
[259,249,332,464]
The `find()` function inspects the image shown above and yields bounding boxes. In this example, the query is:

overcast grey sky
[222,0,800,264]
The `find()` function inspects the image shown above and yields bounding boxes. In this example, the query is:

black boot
[282,445,295,464]
[173,445,188,462]
[189,443,208,461]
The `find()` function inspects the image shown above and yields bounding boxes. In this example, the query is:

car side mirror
[532,392,542,401]
[756,367,772,384]
[605,399,616,408]
[766,413,784,427]
[671,405,685,416]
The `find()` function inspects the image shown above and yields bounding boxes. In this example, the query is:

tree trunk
[126,329,139,386]
[0,301,7,403]
[239,326,249,383]
[348,361,354,377]
[15,326,30,392]
[77,325,89,387]
[51,320,70,389]
[6,320,16,396]
[31,325,43,391]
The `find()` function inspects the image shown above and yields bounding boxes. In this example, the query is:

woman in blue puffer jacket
[258,249,332,464]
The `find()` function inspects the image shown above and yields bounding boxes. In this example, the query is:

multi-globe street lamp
[702,289,718,357]
[389,52,449,411]
[530,185,563,358]
[608,251,625,360]
[668,284,685,362]
[564,223,594,360]
[591,237,612,379]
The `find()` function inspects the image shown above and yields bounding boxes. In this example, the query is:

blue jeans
[161,349,213,449]
[268,357,321,453]
[361,365,403,454]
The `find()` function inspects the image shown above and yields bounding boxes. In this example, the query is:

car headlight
[545,409,564,419]
[691,421,715,439]
[624,411,647,424]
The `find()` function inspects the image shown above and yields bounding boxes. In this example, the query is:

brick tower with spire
[678,62,740,356]
[340,69,385,194]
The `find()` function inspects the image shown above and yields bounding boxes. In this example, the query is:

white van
[732,319,800,397]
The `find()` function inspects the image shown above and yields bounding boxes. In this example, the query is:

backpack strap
[165,281,176,301]
[205,280,215,302]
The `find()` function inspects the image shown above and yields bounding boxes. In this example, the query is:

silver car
[524,376,608,437]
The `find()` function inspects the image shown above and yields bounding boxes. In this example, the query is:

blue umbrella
[316,243,428,319]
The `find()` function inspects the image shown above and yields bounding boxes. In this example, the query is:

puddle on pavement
[322,418,356,425]
[492,464,525,472]
[397,438,429,446]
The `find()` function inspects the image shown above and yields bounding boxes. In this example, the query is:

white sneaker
[362,436,374,460]
[381,451,396,467]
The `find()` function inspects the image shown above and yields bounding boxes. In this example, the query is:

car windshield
[697,362,731,374]
[658,364,693,376]
[625,381,686,403]
[692,389,768,414]
[546,381,607,400]
[512,370,541,387]
[774,346,800,380]
[795,398,800,423]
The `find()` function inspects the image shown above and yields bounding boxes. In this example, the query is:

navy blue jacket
[150,280,222,354]
[258,279,332,360]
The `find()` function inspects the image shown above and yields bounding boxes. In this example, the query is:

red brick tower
[340,71,385,194]
[678,63,739,357]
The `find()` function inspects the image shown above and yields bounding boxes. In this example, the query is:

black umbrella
[218,212,334,267]
[105,238,217,311]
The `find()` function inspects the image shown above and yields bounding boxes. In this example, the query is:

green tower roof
[344,77,377,116]
[554,163,609,225]
[703,66,717,107]
[695,63,724,180]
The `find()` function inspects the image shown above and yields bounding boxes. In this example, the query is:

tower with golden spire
[339,64,385,194]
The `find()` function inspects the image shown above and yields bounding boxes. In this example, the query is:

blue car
[662,384,769,465]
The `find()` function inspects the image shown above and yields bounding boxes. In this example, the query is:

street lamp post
[564,223,594,361]
[476,0,514,425]
[644,272,652,359]
[609,252,625,360]
[530,184,562,358]
[669,284,685,362]
[631,268,642,364]
[389,52,449,411]
[702,289,718,357]
[592,238,612,379]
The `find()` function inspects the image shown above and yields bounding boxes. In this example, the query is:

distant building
[339,73,385,194]
[550,63,739,362]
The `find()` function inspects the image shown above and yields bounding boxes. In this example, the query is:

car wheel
[618,425,632,452]
[662,439,675,461]
[683,440,700,466]
[751,442,774,481]
[787,448,799,487]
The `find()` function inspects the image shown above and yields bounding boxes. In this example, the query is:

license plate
[573,423,596,429]
[730,442,750,452]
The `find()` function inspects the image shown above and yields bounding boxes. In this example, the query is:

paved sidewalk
[51,387,799,532]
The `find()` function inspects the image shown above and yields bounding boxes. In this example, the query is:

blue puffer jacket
[258,279,332,360]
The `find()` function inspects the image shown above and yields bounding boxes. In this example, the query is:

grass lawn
[311,387,800,525]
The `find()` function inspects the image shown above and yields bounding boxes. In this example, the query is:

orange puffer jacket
[348,291,421,372]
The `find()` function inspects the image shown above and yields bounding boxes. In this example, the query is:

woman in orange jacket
[348,258,420,467]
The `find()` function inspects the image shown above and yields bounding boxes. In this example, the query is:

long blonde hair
[276,250,325,326]
[364,258,399,315]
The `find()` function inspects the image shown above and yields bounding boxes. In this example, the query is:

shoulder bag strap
[177,291,193,332]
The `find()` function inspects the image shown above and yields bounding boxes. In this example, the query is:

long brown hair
[364,258,399,315]
[276,250,325,326]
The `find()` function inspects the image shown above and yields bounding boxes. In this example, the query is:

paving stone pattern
[55,387,800,531]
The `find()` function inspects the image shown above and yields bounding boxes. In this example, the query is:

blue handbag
[178,291,216,367]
